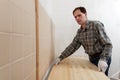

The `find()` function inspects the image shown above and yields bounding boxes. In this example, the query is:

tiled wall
[39,4,55,80]
[0,0,36,80]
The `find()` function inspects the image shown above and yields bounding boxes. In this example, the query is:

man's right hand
[98,60,108,73]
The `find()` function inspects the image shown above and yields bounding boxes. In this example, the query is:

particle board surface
[48,56,110,80]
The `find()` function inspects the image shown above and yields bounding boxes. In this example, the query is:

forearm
[59,43,80,60]
[100,43,112,61]
[95,21,113,61]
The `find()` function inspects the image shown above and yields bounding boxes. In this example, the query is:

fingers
[101,66,107,72]
[98,64,101,71]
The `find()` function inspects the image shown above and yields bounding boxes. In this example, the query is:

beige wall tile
[22,11,36,35]
[10,35,24,61]
[10,1,35,34]
[11,60,24,80]
[33,54,36,68]
[25,70,36,80]
[23,54,36,78]
[9,0,35,16]
[23,35,33,56]
[0,0,36,80]
[0,66,10,80]
[10,3,24,34]
[0,34,10,66]
[0,0,11,32]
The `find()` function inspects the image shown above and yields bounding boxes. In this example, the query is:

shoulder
[89,20,104,29]
[88,20,104,26]
[88,20,104,32]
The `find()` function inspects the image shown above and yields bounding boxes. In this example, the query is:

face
[73,9,87,26]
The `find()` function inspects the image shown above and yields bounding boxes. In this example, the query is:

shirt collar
[80,20,90,31]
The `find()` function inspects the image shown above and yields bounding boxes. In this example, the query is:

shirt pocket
[86,29,96,46]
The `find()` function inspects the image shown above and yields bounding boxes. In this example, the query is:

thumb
[98,63,101,71]
[101,63,108,73]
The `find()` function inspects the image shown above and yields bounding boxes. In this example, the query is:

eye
[74,16,77,18]
[78,14,81,17]
[74,14,82,19]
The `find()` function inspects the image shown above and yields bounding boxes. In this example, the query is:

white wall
[39,0,120,76]
[39,0,53,17]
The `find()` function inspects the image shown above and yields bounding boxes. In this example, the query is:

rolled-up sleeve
[95,22,113,61]
[59,30,81,61]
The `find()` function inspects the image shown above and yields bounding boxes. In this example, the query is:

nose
[75,17,80,22]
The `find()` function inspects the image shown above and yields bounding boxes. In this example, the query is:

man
[54,6,112,76]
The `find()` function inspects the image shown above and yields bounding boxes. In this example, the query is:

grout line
[0,52,36,70]
[0,32,35,37]
[24,52,35,59]
[0,32,24,36]
[10,33,24,36]
[11,57,24,65]
[0,57,24,70]
[9,31,12,80]
[0,31,34,36]
[0,63,10,70]
[0,32,11,35]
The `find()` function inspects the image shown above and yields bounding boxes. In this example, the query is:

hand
[98,60,108,73]
[53,57,61,65]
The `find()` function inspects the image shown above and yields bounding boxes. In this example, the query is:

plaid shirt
[59,20,112,61]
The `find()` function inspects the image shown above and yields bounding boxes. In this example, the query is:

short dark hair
[73,7,87,15]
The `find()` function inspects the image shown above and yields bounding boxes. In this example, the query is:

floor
[48,56,110,80]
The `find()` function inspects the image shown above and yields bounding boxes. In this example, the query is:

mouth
[77,21,81,24]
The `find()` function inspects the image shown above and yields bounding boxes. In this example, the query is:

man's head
[73,7,87,26]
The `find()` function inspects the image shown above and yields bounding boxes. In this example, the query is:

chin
[77,22,82,25]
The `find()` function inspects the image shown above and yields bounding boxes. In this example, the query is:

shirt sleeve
[95,21,113,61]
[59,29,81,61]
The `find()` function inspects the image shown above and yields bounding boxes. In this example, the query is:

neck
[81,20,87,29]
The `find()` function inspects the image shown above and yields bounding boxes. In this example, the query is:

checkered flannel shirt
[59,20,112,61]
